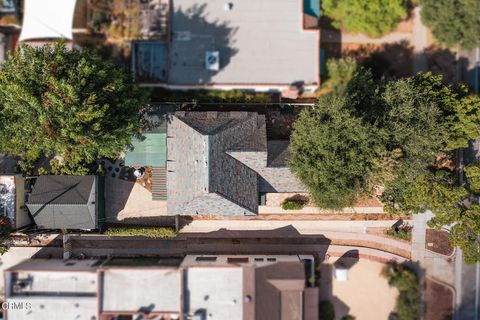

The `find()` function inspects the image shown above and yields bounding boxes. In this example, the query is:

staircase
[152,166,167,201]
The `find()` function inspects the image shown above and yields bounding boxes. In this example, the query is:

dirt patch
[424,278,454,320]
[425,229,454,256]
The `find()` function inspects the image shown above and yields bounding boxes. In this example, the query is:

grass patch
[384,225,412,241]
[103,226,177,238]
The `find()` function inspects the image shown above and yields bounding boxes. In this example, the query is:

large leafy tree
[420,0,480,49]
[403,171,480,264]
[289,94,381,209]
[322,0,407,38]
[0,41,147,175]
[380,73,480,209]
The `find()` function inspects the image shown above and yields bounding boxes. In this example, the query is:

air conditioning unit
[205,51,220,71]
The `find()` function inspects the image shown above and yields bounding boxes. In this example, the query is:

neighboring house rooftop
[167,0,319,90]
[167,111,306,216]
[102,268,181,314]
[5,255,314,320]
[19,0,76,42]
[26,175,98,229]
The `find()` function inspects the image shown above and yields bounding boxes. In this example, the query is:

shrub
[342,316,356,320]
[384,225,412,241]
[319,301,335,320]
[104,226,177,238]
[281,198,305,210]
[322,58,358,94]
[322,0,407,38]
[382,262,420,320]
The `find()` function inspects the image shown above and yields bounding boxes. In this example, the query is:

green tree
[0,41,147,175]
[380,73,480,211]
[322,0,407,38]
[288,95,381,209]
[402,172,468,224]
[448,205,480,264]
[465,164,480,194]
[382,262,420,320]
[420,0,480,49]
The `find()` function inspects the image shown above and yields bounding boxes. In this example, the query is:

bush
[0,217,12,255]
[382,262,420,320]
[319,301,335,320]
[281,198,305,210]
[322,58,358,94]
[104,226,177,238]
[342,316,356,320]
[384,225,412,241]
[151,88,274,103]
[322,0,407,38]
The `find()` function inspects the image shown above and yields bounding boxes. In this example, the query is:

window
[254,258,264,262]
[227,257,249,264]
[267,258,277,262]
[195,256,217,262]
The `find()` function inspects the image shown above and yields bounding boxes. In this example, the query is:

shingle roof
[28,175,95,205]
[27,175,97,229]
[267,140,291,167]
[167,111,261,215]
[167,111,306,216]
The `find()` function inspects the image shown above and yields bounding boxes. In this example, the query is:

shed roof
[27,175,97,229]
[28,175,94,205]
[19,0,76,42]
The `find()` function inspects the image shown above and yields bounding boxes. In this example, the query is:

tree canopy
[322,0,407,38]
[0,41,147,175]
[289,70,480,262]
[420,0,480,49]
[289,94,381,209]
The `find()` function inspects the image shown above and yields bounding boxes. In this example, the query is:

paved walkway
[321,29,411,44]
[412,6,428,73]
[179,219,408,234]
[412,212,455,285]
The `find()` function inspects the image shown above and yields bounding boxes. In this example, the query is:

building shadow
[180,225,332,260]
[333,249,359,270]
[166,2,238,85]
[318,263,351,318]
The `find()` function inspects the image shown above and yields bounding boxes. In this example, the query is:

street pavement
[455,250,480,320]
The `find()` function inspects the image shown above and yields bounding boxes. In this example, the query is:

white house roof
[19,0,76,42]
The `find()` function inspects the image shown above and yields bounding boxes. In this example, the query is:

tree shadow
[167,2,238,85]
[422,46,458,84]
[342,40,413,80]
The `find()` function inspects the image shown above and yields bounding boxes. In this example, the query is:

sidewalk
[412,212,455,286]
[412,6,428,73]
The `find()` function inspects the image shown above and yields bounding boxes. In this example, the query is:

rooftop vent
[224,3,233,11]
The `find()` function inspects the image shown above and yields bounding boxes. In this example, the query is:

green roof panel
[125,133,167,167]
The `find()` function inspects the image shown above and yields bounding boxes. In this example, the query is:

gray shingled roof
[167,111,306,216]
[27,175,97,229]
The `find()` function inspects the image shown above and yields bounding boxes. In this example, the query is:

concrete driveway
[104,176,167,223]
